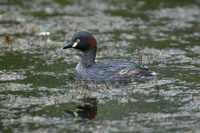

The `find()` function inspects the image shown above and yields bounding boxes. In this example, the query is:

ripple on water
[0,70,26,81]
[149,6,200,21]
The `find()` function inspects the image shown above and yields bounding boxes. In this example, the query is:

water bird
[63,31,156,83]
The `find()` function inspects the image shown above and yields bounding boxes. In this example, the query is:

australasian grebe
[63,31,156,83]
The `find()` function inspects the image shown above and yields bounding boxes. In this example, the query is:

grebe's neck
[80,48,96,67]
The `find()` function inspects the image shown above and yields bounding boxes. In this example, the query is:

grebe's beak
[62,43,72,49]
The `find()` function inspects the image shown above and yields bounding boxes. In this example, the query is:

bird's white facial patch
[72,42,78,47]
[72,39,80,48]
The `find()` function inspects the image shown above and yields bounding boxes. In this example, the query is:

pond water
[0,0,200,132]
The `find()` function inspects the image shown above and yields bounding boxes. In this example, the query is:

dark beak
[62,43,72,49]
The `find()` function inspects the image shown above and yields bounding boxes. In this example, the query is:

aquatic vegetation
[0,0,199,132]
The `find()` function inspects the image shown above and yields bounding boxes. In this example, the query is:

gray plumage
[74,48,155,83]
[63,31,156,83]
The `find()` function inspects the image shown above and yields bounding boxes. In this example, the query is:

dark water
[0,0,200,132]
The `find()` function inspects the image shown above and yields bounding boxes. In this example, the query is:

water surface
[0,0,200,132]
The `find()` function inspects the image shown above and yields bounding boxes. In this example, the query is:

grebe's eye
[76,39,80,43]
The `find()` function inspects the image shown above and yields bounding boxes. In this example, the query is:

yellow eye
[77,39,80,42]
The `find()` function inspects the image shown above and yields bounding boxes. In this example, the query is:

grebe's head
[63,31,97,52]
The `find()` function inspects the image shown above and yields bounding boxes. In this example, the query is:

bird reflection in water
[64,97,97,119]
